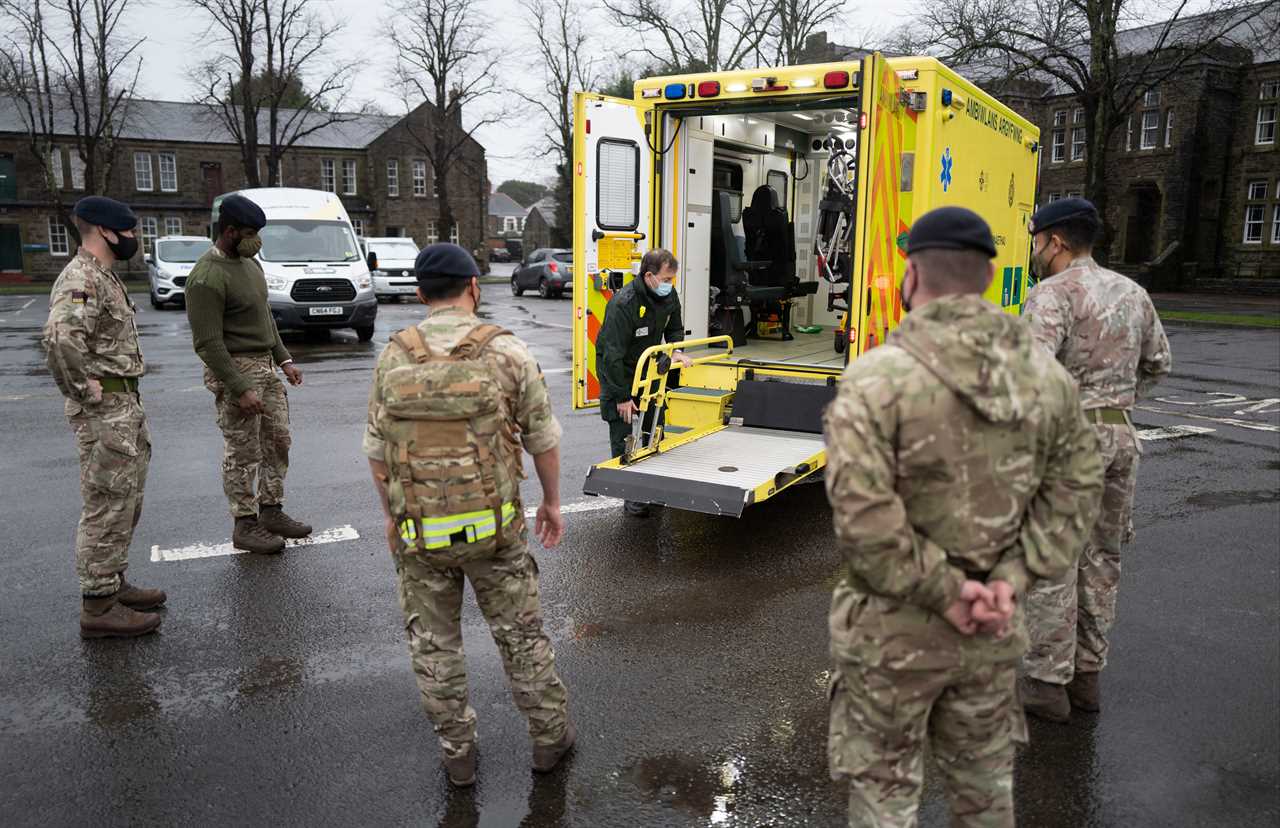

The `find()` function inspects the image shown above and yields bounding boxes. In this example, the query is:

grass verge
[1160,310,1280,328]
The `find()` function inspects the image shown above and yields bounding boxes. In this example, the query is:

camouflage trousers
[393,538,570,758]
[1024,422,1139,683]
[829,659,1027,828]
[66,393,151,596]
[203,354,291,518]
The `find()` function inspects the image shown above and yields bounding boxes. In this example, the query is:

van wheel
[355,325,375,342]
[150,293,162,310]
[834,330,846,354]
[538,278,550,299]
[511,277,524,297]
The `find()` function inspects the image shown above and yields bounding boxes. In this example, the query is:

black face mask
[105,231,138,262]
[899,277,915,314]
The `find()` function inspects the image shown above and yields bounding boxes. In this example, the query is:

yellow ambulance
[572,52,1040,516]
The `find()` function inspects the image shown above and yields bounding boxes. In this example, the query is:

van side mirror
[366,251,378,271]
[144,253,153,264]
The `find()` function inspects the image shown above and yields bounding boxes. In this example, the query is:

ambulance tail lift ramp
[571,54,1041,517]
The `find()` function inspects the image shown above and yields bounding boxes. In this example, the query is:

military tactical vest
[382,323,522,565]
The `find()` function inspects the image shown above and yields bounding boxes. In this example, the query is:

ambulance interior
[663,100,861,367]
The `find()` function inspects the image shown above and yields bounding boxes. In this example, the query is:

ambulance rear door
[572,92,654,409]
[849,52,914,357]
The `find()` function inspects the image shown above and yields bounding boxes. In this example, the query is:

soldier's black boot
[1067,671,1101,712]
[258,504,312,538]
[532,721,577,773]
[116,577,167,611]
[443,745,477,787]
[80,593,162,639]
[1020,676,1071,723]
[233,516,286,554]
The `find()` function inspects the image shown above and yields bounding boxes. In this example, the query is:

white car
[147,236,212,309]
[364,237,421,302]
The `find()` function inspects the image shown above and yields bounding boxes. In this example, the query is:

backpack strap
[391,325,433,363]
[450,324,512,359]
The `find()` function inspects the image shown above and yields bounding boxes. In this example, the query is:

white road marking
[1137,406,1280,433]
[17,298,35,312]
[151,525,359,562]
[1136,425,1216,441]
[542,367,572,374]
[523,497,621,519]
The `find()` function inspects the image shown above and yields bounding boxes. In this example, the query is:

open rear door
[850,52,912,357]
[572,93,654,409]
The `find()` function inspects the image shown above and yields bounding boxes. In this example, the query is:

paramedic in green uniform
[595,248,692,517]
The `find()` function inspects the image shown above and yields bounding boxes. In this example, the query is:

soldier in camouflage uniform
[42,196,167,639]
[364,243,574,787]
[823,207,1104,827]
[1020,198,1172,721]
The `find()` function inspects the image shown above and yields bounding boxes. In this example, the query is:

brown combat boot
[258,505,312,538]
[443,745,477,787]
[233,516,285,554]
[1020,676,1071,723]
[116,578,166,611]
[1067,671,1101,712]
[532,721,577,773]
[80,594,162,639]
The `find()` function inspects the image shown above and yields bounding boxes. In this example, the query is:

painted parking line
[1136,425,1216,441]
[151,525,360,562]
[1136,405,1280,433]
[523,497,621,519]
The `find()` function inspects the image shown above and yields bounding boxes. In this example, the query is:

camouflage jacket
[823,295,1104,670]
[1023,257,1171,408]
[362,306,562,462]
[41,249,145,404]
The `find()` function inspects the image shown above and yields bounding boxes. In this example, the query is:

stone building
[521,197,559,254]
[799,5,1280,290]
[0,98,488,280]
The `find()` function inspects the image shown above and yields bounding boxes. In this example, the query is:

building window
[386,160,399,197]
[321,159,336,192]
[1047,192,1062,203]
[1243,180,1269,243]
[450,224,459,245]
[1140,110,1160,149]
[69,153,84,190]
[164,216,182,236]
[426,220,438,243]
[1263,81,1280,99]
[134,152,153,191]
[503,216,518,232]
[352,217,365,237]
[1143,88,1161,107]
[1050,110,1067,163]
[48,147,63,190]
[158,152,178,192]
[1071,127,1086,161]
[1126,117,1133,151]
[139,216,158,254]
[1258,103,1277,145]
[1067,191,1081,198]
[48,217,70,256]
[342,159,357,195]
[412,160,427,197]
[1273,204,1280,245]
[1164,110,1174,148]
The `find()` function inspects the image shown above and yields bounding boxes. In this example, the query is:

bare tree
[189,0,357,187]
[893,0,1278,260]
[0,0,142,233]
[602,0,774,72]
[754,0,845,66]
[518,0,600,247]
[389,0,500,248]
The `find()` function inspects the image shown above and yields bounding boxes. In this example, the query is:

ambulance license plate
[309,306,343,316]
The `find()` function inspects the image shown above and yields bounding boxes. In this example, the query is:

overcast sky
[128,0,918,190]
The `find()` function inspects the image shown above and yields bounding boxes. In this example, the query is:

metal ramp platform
[583,426,825,517]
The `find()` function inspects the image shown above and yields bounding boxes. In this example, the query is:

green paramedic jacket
[595,277,685,405]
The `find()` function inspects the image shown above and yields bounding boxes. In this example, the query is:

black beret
[1029,197,1099,235]
[72,196,136,232]
[414,243,479,281]
[218,194,267,230]
[906,206,997,258]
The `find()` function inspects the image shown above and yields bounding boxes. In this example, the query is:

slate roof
[0,97,403,148]
[526,196,557,227]
[488,191,526,217]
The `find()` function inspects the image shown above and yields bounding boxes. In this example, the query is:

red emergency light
[697,81,720,97]
[824,71,850,89]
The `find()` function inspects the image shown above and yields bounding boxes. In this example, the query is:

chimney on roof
[448,86,463,126]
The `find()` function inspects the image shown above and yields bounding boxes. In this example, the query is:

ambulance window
[768,170,788,212]
[597,139,640,231]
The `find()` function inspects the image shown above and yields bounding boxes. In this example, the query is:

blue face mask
[653,281,673,297]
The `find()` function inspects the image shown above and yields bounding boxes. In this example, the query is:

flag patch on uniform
[70,290,88,303]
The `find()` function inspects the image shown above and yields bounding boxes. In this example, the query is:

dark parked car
[489,247,512,263]
[511,248,573,298]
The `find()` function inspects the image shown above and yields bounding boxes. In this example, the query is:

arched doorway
[1123,183,1162,264]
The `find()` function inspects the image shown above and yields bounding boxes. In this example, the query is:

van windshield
[371,240,420,260]
[259,220,360,263]
[157,239,211,263]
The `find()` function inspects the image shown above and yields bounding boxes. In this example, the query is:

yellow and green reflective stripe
[403,503,517,551]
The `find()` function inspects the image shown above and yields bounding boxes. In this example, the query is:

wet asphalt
[0,270,1276,826]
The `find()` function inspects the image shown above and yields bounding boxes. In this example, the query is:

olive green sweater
[185,247,290,397]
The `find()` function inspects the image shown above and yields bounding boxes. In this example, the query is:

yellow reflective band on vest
[399,502,517,550]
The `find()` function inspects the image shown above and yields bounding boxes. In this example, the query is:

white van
[363,236,421,302]
[211,188,378,341]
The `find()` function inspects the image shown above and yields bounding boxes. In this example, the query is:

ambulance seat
[741,185,796,287]
[710,190,782,345]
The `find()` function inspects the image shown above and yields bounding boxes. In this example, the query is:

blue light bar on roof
[664,83,687,100]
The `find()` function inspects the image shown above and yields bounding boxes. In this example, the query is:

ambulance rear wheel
[834,330,846,354]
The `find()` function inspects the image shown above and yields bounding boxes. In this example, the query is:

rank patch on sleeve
[70,290,88,304]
